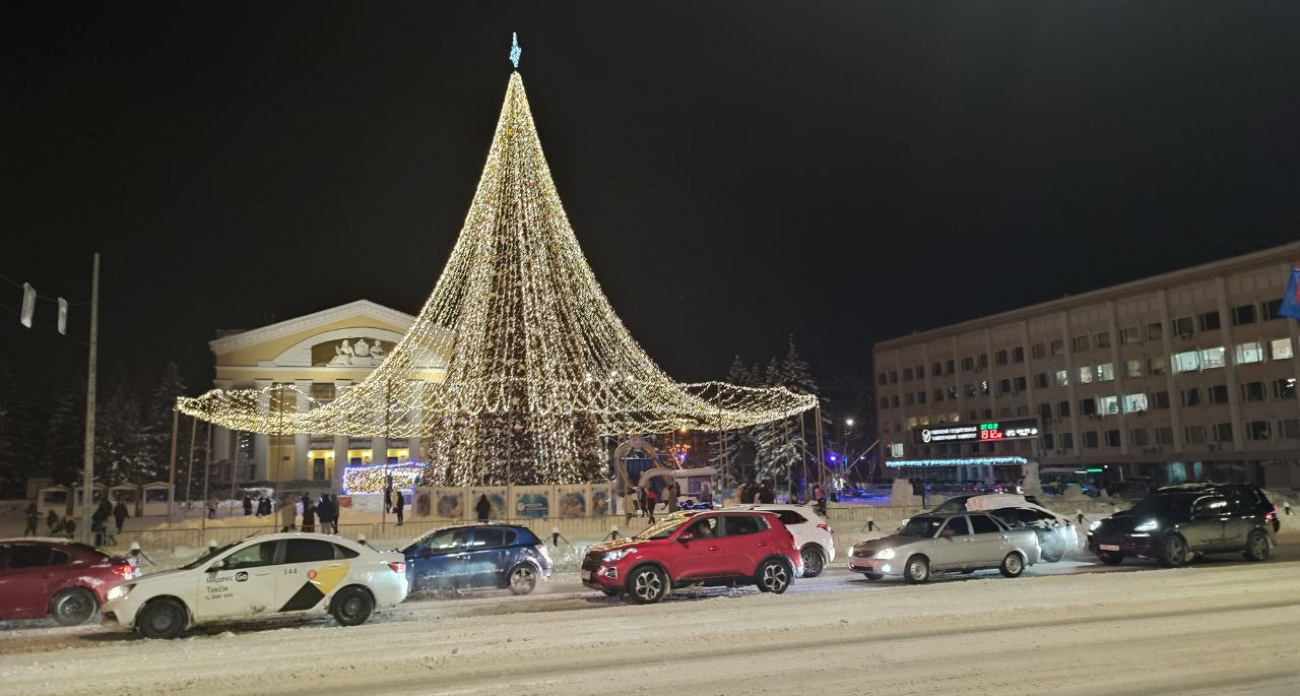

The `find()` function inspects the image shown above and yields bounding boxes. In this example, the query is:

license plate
[1099,544,1120,552]
[580,570,592,581]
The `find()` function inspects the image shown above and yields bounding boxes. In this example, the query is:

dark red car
[0,539,135,625]
[581,510,803,604]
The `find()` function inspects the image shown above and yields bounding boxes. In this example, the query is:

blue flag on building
[1281,266,1300,320]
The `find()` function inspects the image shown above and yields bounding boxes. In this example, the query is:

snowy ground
[1,540,1297,695]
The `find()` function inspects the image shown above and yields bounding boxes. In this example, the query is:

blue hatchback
[402,524,553,595]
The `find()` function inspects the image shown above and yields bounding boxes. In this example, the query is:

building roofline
[210,299,417,354]
[875,240,1300,352]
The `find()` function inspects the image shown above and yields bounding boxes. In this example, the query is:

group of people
[241,495,275,517]
[737,479,778,505]
[625,482,682,524]
[281,494,343,534]
[23,499,132,546]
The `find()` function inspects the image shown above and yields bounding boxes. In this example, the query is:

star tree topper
[510,32,521,70]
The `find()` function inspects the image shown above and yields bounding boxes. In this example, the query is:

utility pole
[184,416,198,514]
[79,253,100,545]
[201,422,212,535]
[814,404,825,488]
[167,408,178,519]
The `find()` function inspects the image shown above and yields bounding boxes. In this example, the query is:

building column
[253,379,272,481]
[294,379,313,481]
[333,380,351,494]
[372,436,389,467]
[1061,310,1083,457]
[1214,277,1245,452]
[212,379,233,462]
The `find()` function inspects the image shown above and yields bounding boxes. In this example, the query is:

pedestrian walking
[280,496,297,532]
[112,499,129,534]
[257,496,272,517]
[317,494,335,534]
[206,497,218,519]
[644,486,658,523]
[1285,501,1292,516]
[476,493,491,522]
[46,508,60,533]
[301,495,316,533]
[242,495,254,516]
[788,481,800,505]
[62,514,77,539]
[329,494,340,533]
[23,502,39,536]
[664,482,679,512]
[92,500,113,547]
[758,481,776,504]
[393,489,405,526]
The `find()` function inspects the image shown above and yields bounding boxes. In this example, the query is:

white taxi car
[103,533,408,638]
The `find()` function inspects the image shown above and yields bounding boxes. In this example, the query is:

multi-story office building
[874,241,1300,491]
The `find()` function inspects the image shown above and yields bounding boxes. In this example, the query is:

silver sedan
[848,512,1041,583]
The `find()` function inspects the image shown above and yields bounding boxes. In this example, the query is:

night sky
[3,2,1298,401]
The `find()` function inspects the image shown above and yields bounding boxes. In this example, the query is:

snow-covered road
[2,548,1298,695]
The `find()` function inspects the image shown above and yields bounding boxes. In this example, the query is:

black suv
[1087,483,1277,567]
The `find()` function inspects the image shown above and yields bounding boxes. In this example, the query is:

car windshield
[898,517,944,537]
[636,517,689,540]
[1131,494,1197,515]
[180,542,240,570]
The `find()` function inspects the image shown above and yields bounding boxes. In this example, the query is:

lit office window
[1123,394,1149,413]
[1172,351,1200,373]
[1234,342,1264,364]
[1272,338,1294,360]
[1200,346,1226,369]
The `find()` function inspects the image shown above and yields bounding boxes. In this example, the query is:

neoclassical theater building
[208,300,444,493]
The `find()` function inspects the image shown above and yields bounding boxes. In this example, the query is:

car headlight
[602,548,637,562]
[1134,519,1159,532]
[1088,520,1102,531]
[873,548,896,560]
[107,584,132,602]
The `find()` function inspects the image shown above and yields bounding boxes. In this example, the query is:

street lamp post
[842,418,854,492]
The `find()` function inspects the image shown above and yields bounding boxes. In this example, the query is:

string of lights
[178,69,817,484]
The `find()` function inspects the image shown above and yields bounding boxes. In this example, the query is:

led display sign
[914,419,1040,445]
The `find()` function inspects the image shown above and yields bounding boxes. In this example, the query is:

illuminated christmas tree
[179,50,817,485]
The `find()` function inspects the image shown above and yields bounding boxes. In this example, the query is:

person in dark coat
[112,500,130,534]
[92,500,113,546]
[316,495,334,534]
[24,503,39,536]
[393,489,405,526]
[475,494,491,522]
[242,495,254,516]
[328,494,340,533]
[46,508,60,533]
[758,481,776,504]
[300,495,316,533]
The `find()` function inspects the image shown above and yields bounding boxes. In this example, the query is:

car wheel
[756,559,792,594]
[600,589,620,597]
[507,563,538,595]
[51,587,97,626]
[137,598,187,639]
[1095,550,1124,565]
[1040,535,1065,563]
[1158,534,1189,568]
[1243,530,1271,562]
[627,566,668,605]
[1000,552,1025,578]
[800,546,825,578]
[903,555,930,584]
[331,586,374,626]
[859,572,882,581]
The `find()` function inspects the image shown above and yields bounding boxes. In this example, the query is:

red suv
[0,539,136,625]
[581,511,802,604]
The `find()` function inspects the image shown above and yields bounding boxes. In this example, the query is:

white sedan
[103,533,408,639]
[730,504,835,577]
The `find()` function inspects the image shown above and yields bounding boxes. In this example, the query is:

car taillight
[113,563,135,580]
[817,523,832,534]
[388,561,406,573]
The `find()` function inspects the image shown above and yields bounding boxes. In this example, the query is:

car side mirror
[206,561,224,573]
[678,533,694,543]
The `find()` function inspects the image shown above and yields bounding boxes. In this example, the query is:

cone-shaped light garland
[178,69,817,484]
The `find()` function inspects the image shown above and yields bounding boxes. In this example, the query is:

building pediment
[212,300,425,368]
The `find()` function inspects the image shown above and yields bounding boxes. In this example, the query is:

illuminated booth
[140,482,173,517]
[37,486,69,516]
[71,483,108,515]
